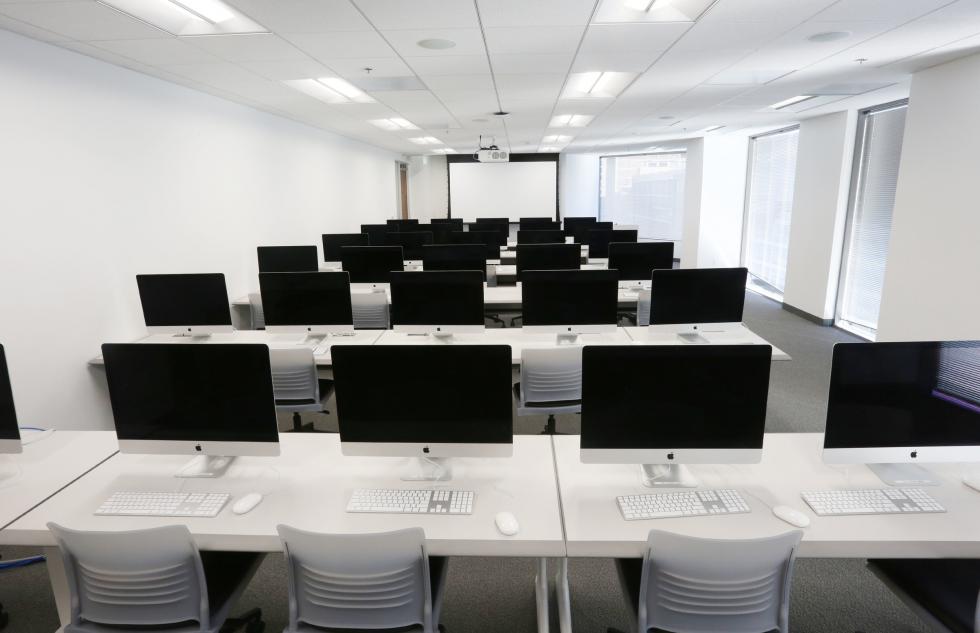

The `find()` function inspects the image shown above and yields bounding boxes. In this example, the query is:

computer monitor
[522,270,619,336]
[609,241,675,287]
[332,344,513,479]
[0,345,21,455]
[469,220,510,242]
[257,245,319,273]
[427,222,459,245]
[340,246,405,285]
[649,267,748,343]
[515,244,581,280]
[449,231,505,259]
[823,341,980,487]
[563,216,597,236]
[517,229,566,244]
[360,223,390,245]
[573,221,611,244]
[258,271,354,339]
[136,273,233,336]
[587,229,638,258]
[581,345,772,487]
[387,219,420,230]
[519,217,559,229]
[384,231,433,261]
[322,233,369,262]
[422,244,487,279]
[390,271,485,336]
[101,343,280,477]
[475,217,511,224]
[432,218,464,226]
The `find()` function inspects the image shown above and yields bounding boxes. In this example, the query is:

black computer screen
[0,345,19,441]
[340,246,405,283]
[422,244,488,277]
[256,246,319,273]
[432,218,463,226]
[332,345,513,444]
[649,267,747,324]
[581,345,772,450]
[468,221,510,241]
[449,231,505,259]
[522,270,619,326]
[587,229,638,257]
[563,216,597,235]
[101,344,279,444]
[516,244,581,280]
[573,221,611,244]
[136,273,232,327]
[519,217,557,227]
[517,229,566,244]
[384,231,434,260]
[390,271,484,326]
[387,219,420,230]
[258,271,353,326]
[475,217,510,224]
[608,242,675,280]
[322,233,369,261]
[360,224,390,245]
[824,341,980,449]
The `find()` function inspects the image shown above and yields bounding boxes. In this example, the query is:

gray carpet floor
[0,292,932,633]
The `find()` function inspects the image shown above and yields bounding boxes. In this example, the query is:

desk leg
[43,546,69,630]
[535,557,550,633]
[555,557,572,633]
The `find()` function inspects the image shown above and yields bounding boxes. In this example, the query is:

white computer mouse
[772,505,810,528]
[231,493,263,515]
[494,511,520,536]
[963,476,980,493]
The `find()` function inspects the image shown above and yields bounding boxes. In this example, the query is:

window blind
[743,128,799,294]
[937,342,980,407]
[599,152,686,242]
[837,102,908,337]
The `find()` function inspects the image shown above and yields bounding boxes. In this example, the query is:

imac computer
[469,221,510,242]
[387,219,420,230]
[0,345,22,455]
[563,216,597,237]
[449,230,506,260]
[431,218,464,227]
[515,243,582,281]
[823,340,980,486]
[384,231,434,262]
[256,245,319,273]
[258,271,354,343]
[101,343,280,478]
[519,217,558,229]
[475,217,511,225]
[587,229,639,258]
[517,229,566,245]
[421,244,487,279]
[609,241,675,289]
[581,345,772,487]
[572,221,611,244]
[522,270,619,339]
[360,223,390,245]
[331,344,513,480]
[322,233,369,263]
[340,245,405,289]
[390,271,485,337]
[136,273,233,337]
[649,267,748,344]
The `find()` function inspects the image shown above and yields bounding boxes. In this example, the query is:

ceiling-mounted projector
[474,135,509,162]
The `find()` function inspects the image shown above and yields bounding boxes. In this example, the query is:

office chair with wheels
[351,292,390,329]
[514,347,582,435]
[47,523,265,633]
[867,559,980,633]
[248,293,265,330]
[609,529,802,633]
[270,348,333,433]
[277,525,448,633]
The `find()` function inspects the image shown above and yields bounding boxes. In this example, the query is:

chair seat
[512,383,582,412]
[276,379,335,411]
[869,559,980,633]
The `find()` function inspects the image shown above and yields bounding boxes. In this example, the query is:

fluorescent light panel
[563,72,636,99]
[370,118,419,131]
[409,137,442,145]
[542,135,573,144]
[433,148,456,154]
[284,78,375,104]
[549,114,594,128]
[698,125,724,133]
[539,147,561,153]
[98,0,266,35]
[624,0,659,11]
[770,95,814,110]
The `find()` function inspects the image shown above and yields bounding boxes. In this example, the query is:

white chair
[636,289,651,327]
[248,292,265,330]
[277,525,448,633]
[270,348,332,433]
[609,529,803,633]
[351,292,390,329]
[47,522,265,633]
[514,347,582,435]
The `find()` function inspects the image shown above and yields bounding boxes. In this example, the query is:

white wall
[782,111,857,321]
[695,135,749,268]
[877,52,980,341]
[0,29,400,430]
[407,154,448,221]
[679,139,705,267]
[558,153,600,217]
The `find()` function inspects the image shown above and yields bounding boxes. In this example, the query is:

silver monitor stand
[641,463,699,488]
[867,463,942,487]
[401,457,453,482]
[176,455,235,478]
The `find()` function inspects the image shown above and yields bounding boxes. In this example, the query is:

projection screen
[449,161,558,221]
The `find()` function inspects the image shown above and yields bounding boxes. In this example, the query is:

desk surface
[4,434,565,557]
[555,433,980,559]
[623,325,791,361]
[0,431,118,532]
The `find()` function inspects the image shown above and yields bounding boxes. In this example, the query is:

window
[836,101,908,339]
[742,127,800,298]
[599,152,687,242]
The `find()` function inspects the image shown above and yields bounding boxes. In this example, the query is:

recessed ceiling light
[370,118,419,131]
[97,0,266,35]
[698,125,724,133]
[542,134,573,144]
[417,38,456,50]
[409,136,443,145]
[563,72,636,99]
[433,148,457,154]
[808,31,850,43]
[549,114,594,128]
[769,95,815,110]
[624,0,660,11]
[283,78,375,104]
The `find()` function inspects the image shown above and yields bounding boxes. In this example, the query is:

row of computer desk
[3,431,980,633]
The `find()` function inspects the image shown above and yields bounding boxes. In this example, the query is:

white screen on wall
[449,161,557,221]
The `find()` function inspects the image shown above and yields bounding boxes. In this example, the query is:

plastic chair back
[637,289,651,326]
[351,292,390,329]
[270,348,319,404]
[520,346,583,405]
[248,292,265,330]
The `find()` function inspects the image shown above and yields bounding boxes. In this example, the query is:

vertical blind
[743,128,799,294]
[837,102,908,335]
[599,152,687,241]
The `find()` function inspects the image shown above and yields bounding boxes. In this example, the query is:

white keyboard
[347,489,474,515]
[801,488,946,516]
[617,489,750,521]
[95,492,230,517]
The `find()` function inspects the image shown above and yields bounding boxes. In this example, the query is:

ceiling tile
[224,0,372,32]
[495,73,565,102]
[0,1,168,40]
[404,54,491,75]
[701,0,836,23]
[239,59,332,80]
[491,52,572,74]
[484,26,584,56]
[353,0,479,30]
[322,56,412,78]
[477,0,596,27]
[90,38,222,65]
[670,18,793,52]
[593,0,715,24]
[0,13,68,41]
[813,0,953,22]
[382,28,486,56]
[189,34,308,62]
[284,31,396,59]
[574,23,689,71]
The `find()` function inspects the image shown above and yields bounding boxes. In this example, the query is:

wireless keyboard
[95,492,230,517]
[347,489,474,515]
[617,489,750,521]
[801,488,946,516]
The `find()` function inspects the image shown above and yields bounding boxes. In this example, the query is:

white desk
[0,430,118,531]
[623,325,791,361]
[483,283,645,310]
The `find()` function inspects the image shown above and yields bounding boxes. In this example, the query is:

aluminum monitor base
[401,457,453,482]
[641,463,699,488]
[868,463,942,487]
[176,455,235,478]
